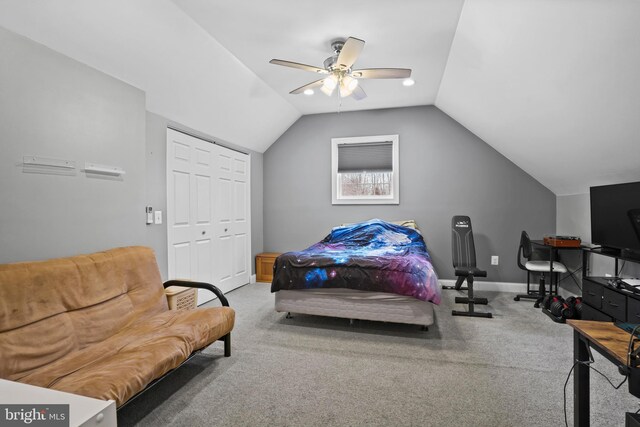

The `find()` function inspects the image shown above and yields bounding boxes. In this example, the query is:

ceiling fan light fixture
[339,75,359,98]
[323,74,338,90]
[402,78,415,87]
[345,76,358,91]
[320,84,335,96]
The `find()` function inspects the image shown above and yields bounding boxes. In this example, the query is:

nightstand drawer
[583,280,603,309]
[602,288,626,320]
[628,298,640,323]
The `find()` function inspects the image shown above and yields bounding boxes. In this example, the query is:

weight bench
[448,215,492,318]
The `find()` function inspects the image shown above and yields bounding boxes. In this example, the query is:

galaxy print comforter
[271,219,441,304]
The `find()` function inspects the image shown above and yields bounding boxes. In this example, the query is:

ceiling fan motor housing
[323,55,339,71]
[324,39,347,71]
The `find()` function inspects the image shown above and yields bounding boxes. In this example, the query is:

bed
[271,219,441,327]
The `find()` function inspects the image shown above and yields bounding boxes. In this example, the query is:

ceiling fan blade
[351,85,367,101]
[289,78,326,95]
[336,37,365,69]
[269,59,328,74]
[350,68,412,79]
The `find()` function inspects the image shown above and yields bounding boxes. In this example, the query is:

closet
[166,129,250,304]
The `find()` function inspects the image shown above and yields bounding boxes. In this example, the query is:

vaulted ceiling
[1,0,638,195]
[172,0,465,115]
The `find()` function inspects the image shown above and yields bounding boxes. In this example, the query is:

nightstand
[256,252,281,282]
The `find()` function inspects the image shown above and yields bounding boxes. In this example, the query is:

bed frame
[275,288,434,329]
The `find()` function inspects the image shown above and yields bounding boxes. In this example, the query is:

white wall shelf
[22,155,76,175]
[83,162,126,176]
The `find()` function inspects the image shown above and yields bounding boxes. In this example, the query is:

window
[331,135,399,205]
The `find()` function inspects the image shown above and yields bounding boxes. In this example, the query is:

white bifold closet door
[166,129,251,305]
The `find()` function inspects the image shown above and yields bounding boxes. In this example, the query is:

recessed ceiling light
[303,89,314,96]
[402,78,415,87]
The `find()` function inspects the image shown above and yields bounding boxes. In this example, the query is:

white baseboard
[439,279,526,293]
[250,274,256,284]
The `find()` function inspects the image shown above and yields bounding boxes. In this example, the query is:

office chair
[514,230,567,308]
[450,215,492,318]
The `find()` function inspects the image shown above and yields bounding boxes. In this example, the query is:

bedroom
[0,1,639,426]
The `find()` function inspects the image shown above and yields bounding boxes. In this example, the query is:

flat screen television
[590,181,640,257]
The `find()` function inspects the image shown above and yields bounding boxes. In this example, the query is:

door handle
[609,302,619,308]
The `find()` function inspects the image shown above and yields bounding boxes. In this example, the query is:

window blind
[337,141,393,173]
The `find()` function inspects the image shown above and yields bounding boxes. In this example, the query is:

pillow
[390,220,419,230]
[337,219,420,231]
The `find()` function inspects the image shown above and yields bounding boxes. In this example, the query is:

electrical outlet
[154,210,163,225]
[491,256,499,265]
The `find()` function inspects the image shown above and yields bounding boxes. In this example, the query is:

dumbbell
[573,297,583,319]
[563,297,578,319]
[550,296,576,319]
[549,296,565,318]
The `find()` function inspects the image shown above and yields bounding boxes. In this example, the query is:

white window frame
[331,134,399,205]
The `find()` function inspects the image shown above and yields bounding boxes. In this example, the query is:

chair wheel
[534,302,540,308]
[514,296,520,301]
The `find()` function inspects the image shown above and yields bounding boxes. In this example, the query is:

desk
[530,240,582,298]
[567,320,635,427]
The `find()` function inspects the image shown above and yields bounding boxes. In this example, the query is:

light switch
[154,210,163,225]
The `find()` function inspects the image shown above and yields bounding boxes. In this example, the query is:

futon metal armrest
[163,280,229,307]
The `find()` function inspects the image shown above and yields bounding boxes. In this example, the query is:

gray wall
[145,112,264,278]
[145,112,170,278]
[264,106,556,282]
[0,27,263,278]
[557,194,591,244]
[0,27,148,263]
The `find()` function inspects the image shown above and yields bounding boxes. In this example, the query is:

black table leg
[574,330,590,427]
[550,246,556,295]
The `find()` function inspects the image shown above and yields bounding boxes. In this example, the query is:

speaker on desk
[626,412,640,427]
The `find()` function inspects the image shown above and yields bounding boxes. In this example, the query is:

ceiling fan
[269,37,411,101]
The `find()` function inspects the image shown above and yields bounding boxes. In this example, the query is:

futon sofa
[0,246,235,407]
